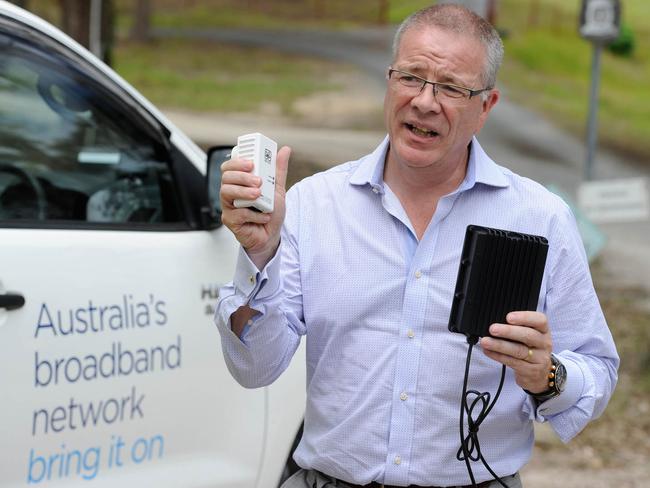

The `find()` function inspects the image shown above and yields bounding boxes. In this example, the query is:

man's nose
[410,82,442,113]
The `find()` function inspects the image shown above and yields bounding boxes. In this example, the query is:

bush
[608,23,635,57]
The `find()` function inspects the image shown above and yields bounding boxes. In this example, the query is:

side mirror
[205,145,233,225]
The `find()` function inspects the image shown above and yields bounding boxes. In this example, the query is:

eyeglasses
[387,68,491,102]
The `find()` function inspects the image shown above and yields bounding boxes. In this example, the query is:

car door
[0,13,264,488]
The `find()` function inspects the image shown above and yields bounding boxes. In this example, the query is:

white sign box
[578,177,649,223]
[579,0,621,41]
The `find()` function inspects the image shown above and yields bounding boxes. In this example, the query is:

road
[158,25,650,294]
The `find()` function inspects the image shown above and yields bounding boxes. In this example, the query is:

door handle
[0,292,25,311]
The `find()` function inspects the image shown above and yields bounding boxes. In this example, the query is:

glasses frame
[387,67,492,101]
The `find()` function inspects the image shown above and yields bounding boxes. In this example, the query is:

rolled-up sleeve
[533,204,619,442]
[214,187,306,388]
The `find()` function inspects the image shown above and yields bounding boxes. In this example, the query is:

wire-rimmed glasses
[387,68,491,103]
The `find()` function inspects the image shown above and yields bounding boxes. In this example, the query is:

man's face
[384,26,499,172]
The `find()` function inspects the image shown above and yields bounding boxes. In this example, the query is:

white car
[0,2,305,487]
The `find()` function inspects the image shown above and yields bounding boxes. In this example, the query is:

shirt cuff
[535,353,585,418]
[233,246,263,297]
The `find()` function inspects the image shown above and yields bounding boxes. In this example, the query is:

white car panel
[0,1,306,486]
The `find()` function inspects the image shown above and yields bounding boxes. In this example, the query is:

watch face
[553,357,567,392]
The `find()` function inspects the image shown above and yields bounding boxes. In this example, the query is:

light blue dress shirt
[215,137,619,486]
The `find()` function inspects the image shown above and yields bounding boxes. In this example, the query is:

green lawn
[113,38,342,114]
[498,0,650,161]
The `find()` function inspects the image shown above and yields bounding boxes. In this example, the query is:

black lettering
[78,399,101,428]
[135,302,150,327]
[102,398,119,424]
[155,300,167,325]
[34,351,52,387]
[108,305,123,330]
[59,310,73,336]
[130,386,145,419]
[87,301,98,332]
[75,307,88,334]
[35,303,57,338]
[64,356,82,384]
[32,409,48,435]
[166,335,181,369]
[50,406,66,432]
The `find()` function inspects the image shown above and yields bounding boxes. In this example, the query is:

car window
[0,22,183,225]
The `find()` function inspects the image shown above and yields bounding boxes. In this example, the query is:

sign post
[579,0,620,180]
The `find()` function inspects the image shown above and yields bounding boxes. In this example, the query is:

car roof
[0,0,206,170]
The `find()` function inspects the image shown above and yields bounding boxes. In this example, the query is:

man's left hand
[479,311,553,394]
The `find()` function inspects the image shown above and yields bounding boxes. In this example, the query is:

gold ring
[525,348,533,361]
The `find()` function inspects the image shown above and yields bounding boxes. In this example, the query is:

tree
[378,0,389,25]
[58,0,114,65]
[130,0,151,42]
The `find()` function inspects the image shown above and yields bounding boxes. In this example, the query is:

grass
[22,0,650,160]
[113,38,342,114]
[498,0,650,161]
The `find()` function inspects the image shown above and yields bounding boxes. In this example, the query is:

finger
[488,322,543,347]
[221,158,254,174]
[221,170,262,188]
[480,336,533,362]
[220,184,261,207]
[275,146,291,192]
[482,348,534,371]
[506,311,549,333]
[223,207,272,227]
[233,208,273,225]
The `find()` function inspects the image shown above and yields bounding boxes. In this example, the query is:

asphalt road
[157,26,650,293]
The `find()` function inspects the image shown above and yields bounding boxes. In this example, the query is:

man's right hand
[219,145,291,270]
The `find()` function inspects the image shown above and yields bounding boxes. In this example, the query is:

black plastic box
[448,225,549,339]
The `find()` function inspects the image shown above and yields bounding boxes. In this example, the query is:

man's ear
[476,89,499,134]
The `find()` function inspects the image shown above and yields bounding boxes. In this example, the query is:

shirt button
[415,270,422,279]
[400,392,408,401]
[394,455,402,465]
[248,275,255,284]
[247,319,253,326]
[407,330,415,338]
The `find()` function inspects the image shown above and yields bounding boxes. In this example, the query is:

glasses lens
[390,70,474,102]
[436,83,469,99]
[394,72,423,89]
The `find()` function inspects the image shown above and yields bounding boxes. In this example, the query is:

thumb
[276,145,291,192]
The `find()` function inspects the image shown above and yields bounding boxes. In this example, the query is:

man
[215,4,619,488]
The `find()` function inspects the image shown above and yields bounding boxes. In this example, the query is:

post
[585,42,603,181]
[89,0,103,58]
[578,0,621,181]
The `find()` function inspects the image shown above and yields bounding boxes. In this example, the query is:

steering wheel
[37,74,88,123]
[0,163,47,220]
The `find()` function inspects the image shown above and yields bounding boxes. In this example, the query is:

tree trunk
[378,0,389,25]
[528,0,540,28]
[59,0,90,48]
[130,0,151,42]
[58,0,114,66]
[486,0,498,26]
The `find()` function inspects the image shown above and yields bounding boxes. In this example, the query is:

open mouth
[406,123,439,138]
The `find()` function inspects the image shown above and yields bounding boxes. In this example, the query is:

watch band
[524,354,566,403]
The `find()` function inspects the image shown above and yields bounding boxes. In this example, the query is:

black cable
[457,336,509,488]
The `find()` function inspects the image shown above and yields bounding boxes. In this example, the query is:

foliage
[608,23,636,58]
[113,39,341,113]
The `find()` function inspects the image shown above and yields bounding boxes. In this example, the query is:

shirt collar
[349,135,510,192]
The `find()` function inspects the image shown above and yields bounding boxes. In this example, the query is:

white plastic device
[232,132,277,213]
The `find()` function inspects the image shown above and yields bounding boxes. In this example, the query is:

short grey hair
[392,4,504,89]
